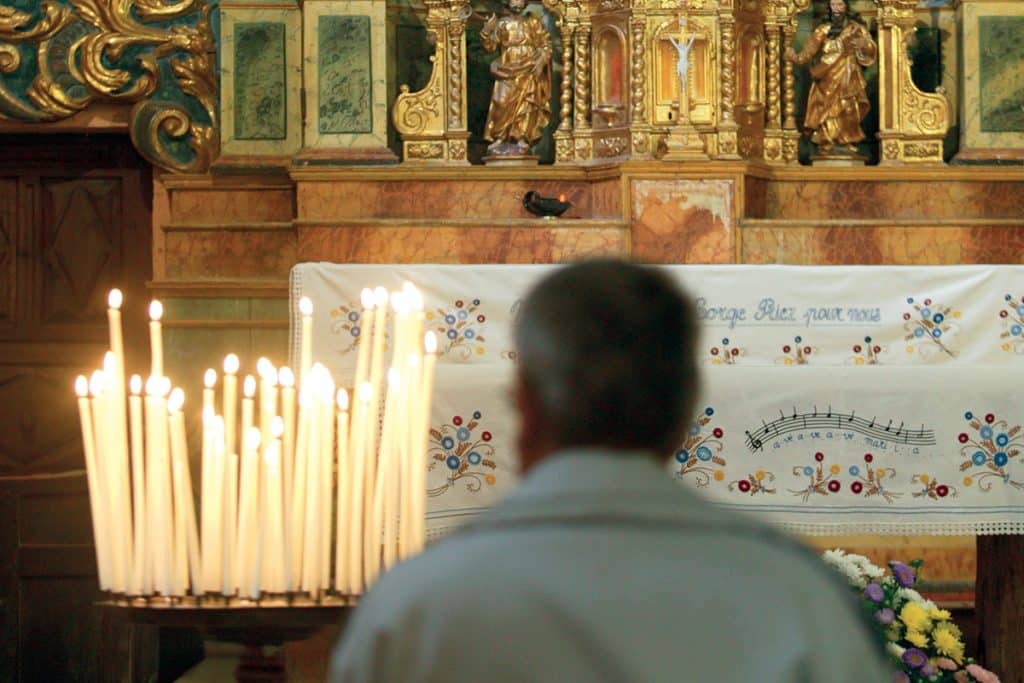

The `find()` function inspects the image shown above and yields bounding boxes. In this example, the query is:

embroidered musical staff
[744,407,935,452]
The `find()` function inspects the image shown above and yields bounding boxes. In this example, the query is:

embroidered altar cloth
[291,264,1024,536]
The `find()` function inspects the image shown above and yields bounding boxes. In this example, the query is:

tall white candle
[348,382,372,595]
[288,385,311,590]
[413,333,439,554]
[169,389,200,594]
[299,296,314,385]
[399,352,420,561]
[364,287,390,537]
[77,376,110,591]
[319,370,335,591]
[223,448,238,595]
[334,389,349,593]
[353,288,375,395]
[236,427,262,598]
[128,375,147,595]
[264,417,285,593]
[106,290,132,585]
[300,373,323,592]
[278,366,296,558]
[102,353,131,593]
[223,354,240,458]
[145,375,172,596]
[200,369,216,592]
[148,301,164,378]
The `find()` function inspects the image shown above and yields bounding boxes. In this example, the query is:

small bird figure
[523,191,571,218]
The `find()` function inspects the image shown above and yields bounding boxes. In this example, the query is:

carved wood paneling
[0,178,15,327]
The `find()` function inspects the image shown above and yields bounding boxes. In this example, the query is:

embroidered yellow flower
[933,625,965,663]
[899,602,931,632]
[905,630,929,648]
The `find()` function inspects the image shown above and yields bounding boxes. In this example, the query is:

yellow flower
[1003,342,1012,351]
[919,474,931,485]
[906,345,915,354]
[899,602,931,632]
[905,630,929,648]
[854,357,865,365]
[885,625,902,642]
[830,464,840,475]
[964,476,974,486]
[784,357,793,365]
[954,310,962,319]
[876,469,886,480]
[933,626,965,663]
[930,607,952,621]
[755,470,766,481]
[713,470,725,481]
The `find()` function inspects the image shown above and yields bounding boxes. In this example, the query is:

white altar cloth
[291,264,1024,536]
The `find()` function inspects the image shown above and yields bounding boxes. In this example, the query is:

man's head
[507,0,526,13]
[828,0,848,36]
[513,260,699,470]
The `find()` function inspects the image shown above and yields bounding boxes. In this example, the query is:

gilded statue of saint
[481,0,552,157]
[785,0,877,152]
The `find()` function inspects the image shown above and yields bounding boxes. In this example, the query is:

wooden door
[0,134,152,681]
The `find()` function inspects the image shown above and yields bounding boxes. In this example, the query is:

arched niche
[737,27,764,106]
[592,25,628,127]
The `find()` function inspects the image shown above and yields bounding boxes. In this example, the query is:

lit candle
[145,375,172,596]
[201,369,216,592]
[168,388,192,595]
[319,369,335,591]
[106,291,132,582]
[222,430,238,596]
[364,287,389,537]
[236,427,262,598]
[102,352,131,594]
[223,354,240,457]
[399,352,420,561]
[334,388,349,593]
[278,366,296,543]
[299,296,314,385]
[149,301,164,378]
[77,376,110,591]
[348,381,372,594]
[128,375,146,595]
[367,367,400,585]
[413,332,439,554]
[264,417,286,594]
[206,415,225,594]
[288,384,311,590]
[353,288,375,396]
[300,371,323,593]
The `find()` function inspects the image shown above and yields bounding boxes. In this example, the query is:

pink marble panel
[165,230,296,278]
[741,226,969,264]
[171,189,294,222]
[297,225,628,264]
[630,179,735,263]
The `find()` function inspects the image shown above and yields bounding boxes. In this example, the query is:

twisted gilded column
[629,17,648,154]
[573,21,591,129]
[717,13,740,158]
[554,17,575,162]
[448,22,464,130]
[781,23,797,130]
[765,26,781,130]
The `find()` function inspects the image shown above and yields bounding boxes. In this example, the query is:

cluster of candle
[75,285,438,599]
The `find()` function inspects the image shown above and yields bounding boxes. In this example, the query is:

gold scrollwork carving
[449,139,466,160]
[631,131,648,154]
[596,136,627,157]
[575,137,592,160]
[903,142,939,159]
[1,0,218,173]
[407,142,445,159]
[901,74,946,137]
[763,136,782,161]
[883,140,900,160]
[555,134,574,162]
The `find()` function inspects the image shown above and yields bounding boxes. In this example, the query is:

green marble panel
[978,16,1024,133]
[234,22,288,140]
[317,15,372,134]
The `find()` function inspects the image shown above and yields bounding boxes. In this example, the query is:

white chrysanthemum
[821,549,869,587]
[886,642,905,659]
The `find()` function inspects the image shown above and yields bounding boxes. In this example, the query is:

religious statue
[668,21,697,100]
[480,0,552,157]
[784,0,877,154]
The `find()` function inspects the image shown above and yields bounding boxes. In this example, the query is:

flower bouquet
[821,550,1000,683]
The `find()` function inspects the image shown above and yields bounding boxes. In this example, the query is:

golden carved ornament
[596,135,628,157]
[0,0,218,173]
[407,142,445,159]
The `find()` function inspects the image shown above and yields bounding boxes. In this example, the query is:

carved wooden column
[629,15,651,156]
[445,4,470,162]
[572,19,593,160]
[875,0,948,164]
[717,6,741,159]
[554,15,576,163]
[762,22,784,162]
[780,19,799,162]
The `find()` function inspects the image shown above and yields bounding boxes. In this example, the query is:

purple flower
[902,648,928,669]
[874,608,895,625]
[890,561,916,588]
[921,663,938,677]
[864,583,884,603]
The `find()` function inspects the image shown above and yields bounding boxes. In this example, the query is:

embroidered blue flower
[794,336,802,343]
[348,311,359,322]
[721,338,729,345]
[473,411,482,419]
[675,449,689,463]
[906,297,915,304]
[458,310,469,320]
[445,314,456,325]
[965,411,974,420]
[994,452,1009,467]
[696,446,713,461]
[472,299,480,306]
[980,425,994,440]
[1018,304,1024,317]
[932,313,944,324]
[704,407,714,416]
[913,327,925,338]
[931,328,942,338]
[803,466,814,476]
[688,422,701,436]
[996,433,1010,447]
[849,465,860,476]
[350,326,360,337]
[972,451,987,466]
[465,329,476,340]
[468,451,482,465]
[456,427,471,442]
[1012,324,1023,337]
[441,436,455,450]
[447,329,458,340]
[920,308,932,319]
[445,455,460,470]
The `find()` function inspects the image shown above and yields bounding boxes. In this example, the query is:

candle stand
[98,596,354,682]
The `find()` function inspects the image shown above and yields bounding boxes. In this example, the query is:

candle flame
[204,368,217,388]
[336,388,349,411]
[149,300,163,321]
[223,353,240,374]
[245,426,262,450]
[260,358,280,385]
[90,370,106,396]
[271,416,284,438]
[558,193,567,203]
[408,287,424,311]
[129,374,142,395]
[146,376,171,397]
[358,381,373,403]
[243,375,256,398]
[360,287,375,309]
[278,366,295,388]
[390,290,406,313]
[168,388,185,413]
[299,296,313,316]
[158,376,172,396]
[424,331,438,354]
[387,367,400,387]
[108,289,123,310]
[373,286,388,307]
[298,386,313,407]
[407,352,420,368]
[75,375,89,397]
